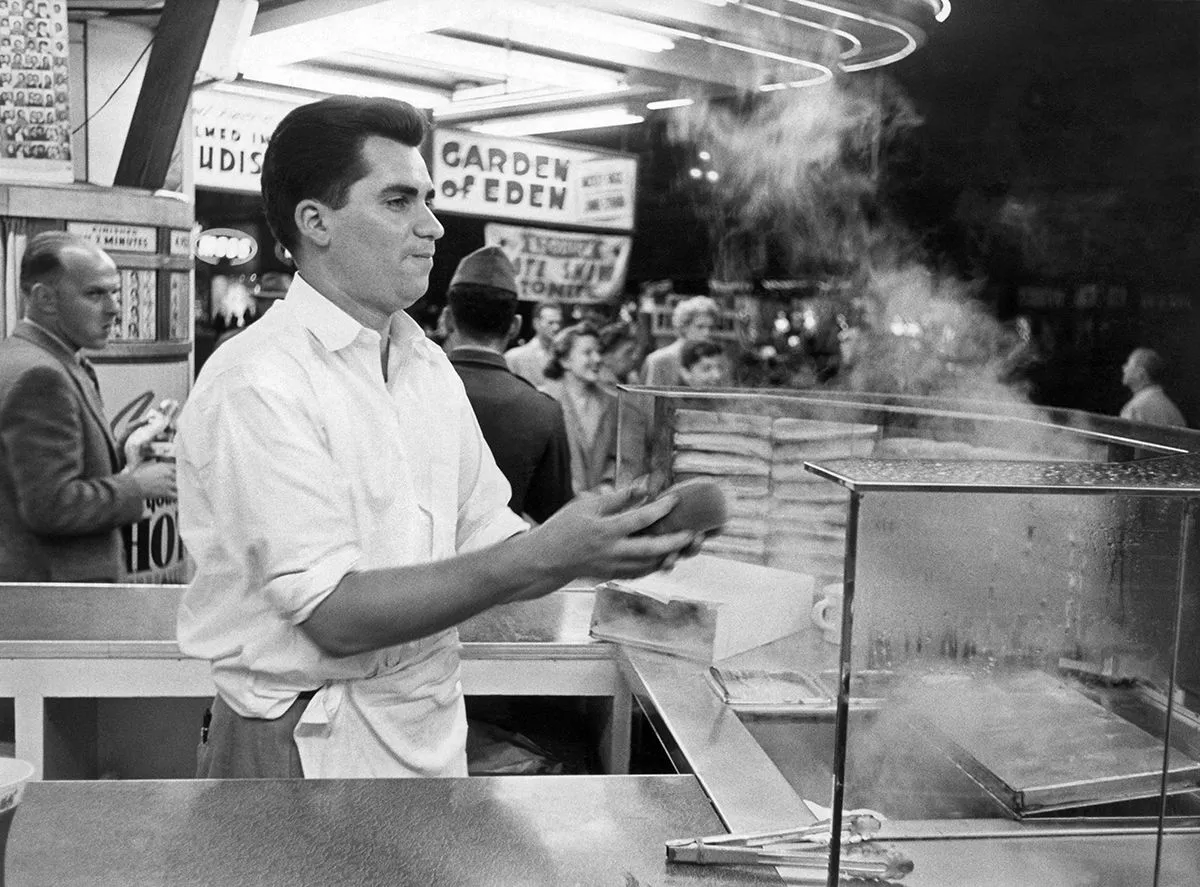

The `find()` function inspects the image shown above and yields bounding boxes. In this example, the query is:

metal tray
[902,668,1200,816]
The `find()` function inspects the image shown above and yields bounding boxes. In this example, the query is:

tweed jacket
[0,321,145,581]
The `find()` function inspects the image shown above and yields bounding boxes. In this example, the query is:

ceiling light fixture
[785,0,919,71]
[442,85,634,119]
[238,64,451,108]
[471,106,645,137]
[502,2,677,53]
[355,35,627,94]
[645,98,695,110]
[203,80,311,106]
[245,0,481,70]
[738,1,863,62]
[668,26,833,86]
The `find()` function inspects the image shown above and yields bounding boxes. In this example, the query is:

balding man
[0,231,176,581]
[1120,347,1187,427]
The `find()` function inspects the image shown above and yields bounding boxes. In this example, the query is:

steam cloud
[668,78,1037,410]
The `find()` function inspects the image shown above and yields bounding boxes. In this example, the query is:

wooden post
[113,0,221,190]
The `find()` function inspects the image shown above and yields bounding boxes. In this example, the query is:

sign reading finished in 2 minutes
[433,129,636,231]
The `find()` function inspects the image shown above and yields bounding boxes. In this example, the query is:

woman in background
[597,321,644,393]
[542,323,618,493]
[679,339,733,388]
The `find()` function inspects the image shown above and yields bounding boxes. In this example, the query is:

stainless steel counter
[0,582,604,655]
[6,584,1200,884]
[0,584,631,776]
[618,646,1200,886]
[4,776,780,886]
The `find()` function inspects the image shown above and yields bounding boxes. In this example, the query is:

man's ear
[24,280,55,316]
[506,313,522,345]
[439,304,456,335]
[294,199,331,248]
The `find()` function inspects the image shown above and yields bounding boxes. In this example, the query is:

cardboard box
[590,554,815,662]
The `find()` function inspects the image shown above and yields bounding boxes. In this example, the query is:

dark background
[197,0,1200,421]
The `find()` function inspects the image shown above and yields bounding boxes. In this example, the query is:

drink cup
[0,758,34,887]
[810,582,845,645]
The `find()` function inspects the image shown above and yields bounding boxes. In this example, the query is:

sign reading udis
[433,129,636,231]
[192,88,298,193]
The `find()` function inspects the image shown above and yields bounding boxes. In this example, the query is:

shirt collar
[287,272,434,360]
[447,346,509,370]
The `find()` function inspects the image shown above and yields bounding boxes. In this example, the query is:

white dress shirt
[1120,385,1187,428]
[176,274,526,775]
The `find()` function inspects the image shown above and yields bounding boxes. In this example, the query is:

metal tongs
[665,810,914,881]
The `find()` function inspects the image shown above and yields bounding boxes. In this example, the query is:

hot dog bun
[640,478,728,537]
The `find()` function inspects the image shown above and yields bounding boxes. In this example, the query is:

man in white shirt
[504,300,562,387]
[1119,347,1187,427]
[175,96,696,779]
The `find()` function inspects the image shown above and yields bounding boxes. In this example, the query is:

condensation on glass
[616,386,1200,887]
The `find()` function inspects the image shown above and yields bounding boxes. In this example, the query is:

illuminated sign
[192,89,296,193]
[195,227,258,265]
[433,129,636,231]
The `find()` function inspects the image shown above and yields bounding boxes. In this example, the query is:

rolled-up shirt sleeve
[178,365,362,625]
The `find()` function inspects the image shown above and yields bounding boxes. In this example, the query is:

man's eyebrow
[380,184,435,200]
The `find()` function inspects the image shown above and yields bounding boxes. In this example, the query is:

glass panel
[838,489,1195,883]
[614,388,1200,886]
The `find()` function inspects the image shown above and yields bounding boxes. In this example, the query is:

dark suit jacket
[448,346,573,523]
[0,321,145,581]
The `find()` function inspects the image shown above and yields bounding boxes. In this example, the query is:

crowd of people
[0,92,1193,781]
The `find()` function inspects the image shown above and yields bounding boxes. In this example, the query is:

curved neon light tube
[738,0,863,61]
[920,0,952,22]
[786,0,920,71]
[675,31,834,85]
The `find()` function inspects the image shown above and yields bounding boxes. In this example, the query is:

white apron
[293,628,468,778]
[291,328,493,779]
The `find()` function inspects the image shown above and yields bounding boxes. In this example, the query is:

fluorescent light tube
[472,107,645,137]
[645,98,695,110]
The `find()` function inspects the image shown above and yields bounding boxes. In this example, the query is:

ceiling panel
[70,0,948,135]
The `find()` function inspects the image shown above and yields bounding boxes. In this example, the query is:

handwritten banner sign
[434,129,636,230]
[193,88,297,193]
[485,222,631,303]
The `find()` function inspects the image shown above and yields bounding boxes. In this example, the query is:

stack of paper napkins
[590,553,815,662]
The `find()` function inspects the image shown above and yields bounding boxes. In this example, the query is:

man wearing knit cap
[443,245,573,523]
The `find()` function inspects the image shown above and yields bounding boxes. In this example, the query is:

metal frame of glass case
[615,386,1200,887]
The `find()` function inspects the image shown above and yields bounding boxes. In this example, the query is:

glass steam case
[615,387,1200,887]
